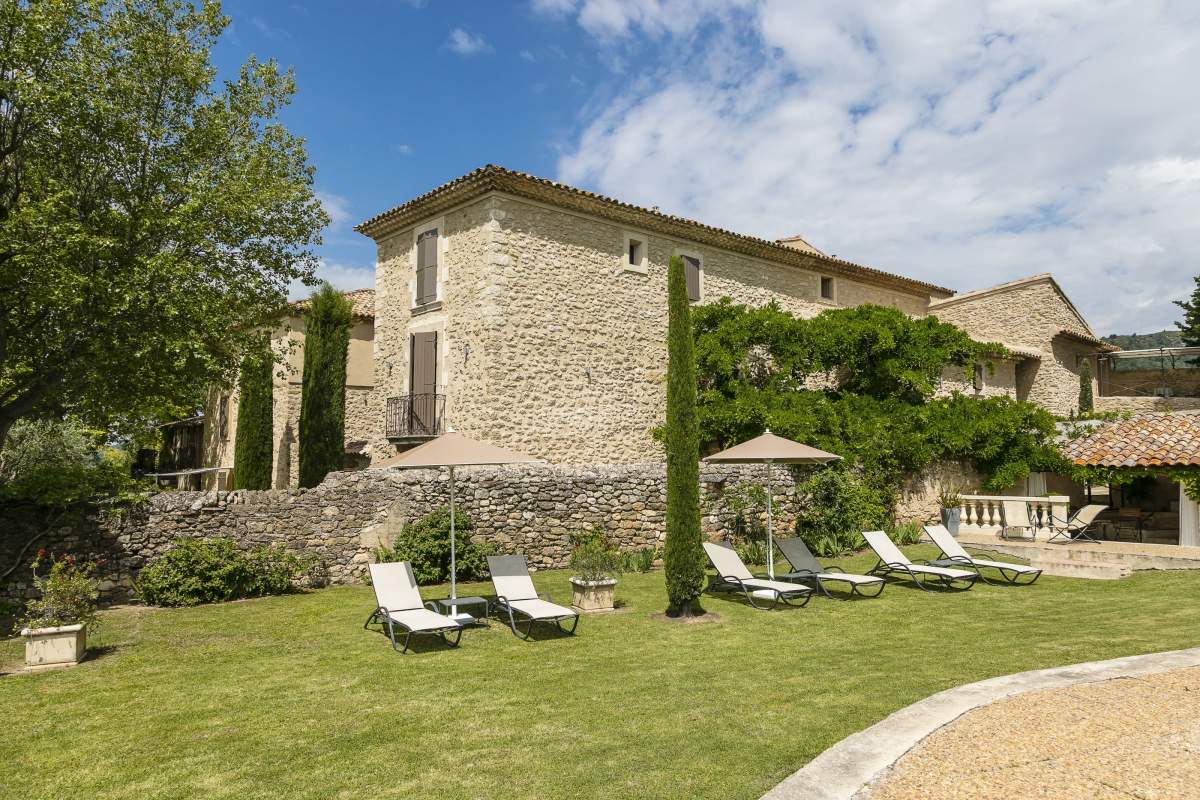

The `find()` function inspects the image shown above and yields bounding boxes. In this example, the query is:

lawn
[2,545,1199,800]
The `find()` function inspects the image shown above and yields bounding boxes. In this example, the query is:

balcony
[385,393,445,441]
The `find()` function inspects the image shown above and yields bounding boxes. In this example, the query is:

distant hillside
[1102,329,1192,371]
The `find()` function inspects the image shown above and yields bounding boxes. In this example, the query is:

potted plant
[938,486,963,535]
[19,551,101,671]
[568,530,622,612]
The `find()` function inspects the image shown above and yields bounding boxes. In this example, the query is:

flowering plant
[20,550,102,631]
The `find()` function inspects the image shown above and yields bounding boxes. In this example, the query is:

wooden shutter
[684,255,701,301]
[416,229,438,305]
[410,331,438,396]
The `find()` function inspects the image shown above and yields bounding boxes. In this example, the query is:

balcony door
[409,331,438,435]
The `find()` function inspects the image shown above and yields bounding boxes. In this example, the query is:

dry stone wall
[0,463,795,606]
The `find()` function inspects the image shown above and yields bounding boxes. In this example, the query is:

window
[622,232,648,274]
[820,276,835,301]
[683,254,701,302]
[973,363,984,392]
[415,227,439,306]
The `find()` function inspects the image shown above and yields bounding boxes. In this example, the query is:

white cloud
[316,191,353,229]
[519,49,537,62]
[289,260,374,301]
[396,143,413,156]
[550,0,1200,335]
[250,16,290,41]
[445,28,492,56]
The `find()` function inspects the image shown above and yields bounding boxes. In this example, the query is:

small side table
[433,595,490,626]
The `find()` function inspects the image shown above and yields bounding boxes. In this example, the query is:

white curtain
[1179,483,1200,548]
[1026,472,1048,497]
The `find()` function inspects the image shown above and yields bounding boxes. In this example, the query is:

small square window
[820,276,835,301]
[628,238,645,268]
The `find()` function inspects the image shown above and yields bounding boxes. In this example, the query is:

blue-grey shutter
[684,255,701,301]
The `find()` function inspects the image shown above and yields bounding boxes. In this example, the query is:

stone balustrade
[959,494,1070,534]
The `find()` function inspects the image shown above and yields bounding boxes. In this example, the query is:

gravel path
[868,667,1200,799]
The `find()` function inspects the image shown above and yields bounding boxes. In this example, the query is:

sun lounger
[775,536,885,599]
[1045,504,1108,543]
[1000,500,1038,540]
[702,542,813,610]
[923,524,1042,585]
[363,561,464,652]
[862,531,977,591]
[488,554,579,639]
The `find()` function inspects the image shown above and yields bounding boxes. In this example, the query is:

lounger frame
[924,525,1042,586]
[363,604,464,653]
[778,566,887,599]
[704,573,813,610]
[493,593,580,640]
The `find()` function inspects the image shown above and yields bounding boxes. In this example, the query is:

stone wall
[895,460,983,524]
[1100,367,1200,399]
[0,463,795,605]
[929,277,1100,416]
[1094,396,1200,413]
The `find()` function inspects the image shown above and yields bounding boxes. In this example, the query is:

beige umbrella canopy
[375,430,541,619]
[704,430,841,578]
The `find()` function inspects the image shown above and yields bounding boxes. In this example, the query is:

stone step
[1028,556,1132,580]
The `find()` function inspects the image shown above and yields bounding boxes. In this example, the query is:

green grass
[2,545,1199,800]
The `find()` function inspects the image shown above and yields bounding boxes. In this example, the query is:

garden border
[759,646,1200,800]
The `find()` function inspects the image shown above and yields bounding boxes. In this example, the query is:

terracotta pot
[570,577,618,612]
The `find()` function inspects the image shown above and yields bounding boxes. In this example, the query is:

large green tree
[662,255,705,617]
[297,284,351,488]
[1175,276,1200,364]
[231,337,273,490]
[0,0,326,447]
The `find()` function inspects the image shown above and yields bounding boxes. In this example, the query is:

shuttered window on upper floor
[684,254,701,302]
[416,228,438,305]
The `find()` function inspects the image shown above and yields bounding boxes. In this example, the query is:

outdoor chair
[363,562,464,653]
[701,542,813,610]
[862,531,978,591]
[923,524,1042,585]
[1045,503,1109,543]
[1000,500,1038,541]
[487,554,579,639]
[775,536,886,599]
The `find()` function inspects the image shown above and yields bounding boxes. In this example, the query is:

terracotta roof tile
[291,288,374,320]
[1062,411,1200,467]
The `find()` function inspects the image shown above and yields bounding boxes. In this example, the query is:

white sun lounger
[1000,500,1038,540]
[862,531,977,591]
[702,542,813,610]
[775,536,886,599]
[488,554,579,639]
[923,524,1042,585]
[363,562,464,652]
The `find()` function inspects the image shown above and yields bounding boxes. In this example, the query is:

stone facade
[202,311,377,489]
[928,275,1106,416]
[0,464,794,606]
[1094,396,1200,413]
[1099,367,1200,399]
[369,192,937,464]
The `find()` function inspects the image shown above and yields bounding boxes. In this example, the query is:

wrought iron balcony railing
[385,393,445,439]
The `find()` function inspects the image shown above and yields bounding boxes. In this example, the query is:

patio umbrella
[703,430,841,579]
[375,429,541,622]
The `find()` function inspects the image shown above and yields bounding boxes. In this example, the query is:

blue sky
[212,1,1200,337]
[213,1,618,292]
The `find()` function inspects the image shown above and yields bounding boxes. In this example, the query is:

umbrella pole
[766,460,774,579]
[449,465,457,610]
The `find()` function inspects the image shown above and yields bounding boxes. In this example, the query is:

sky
[213,0,1200,336]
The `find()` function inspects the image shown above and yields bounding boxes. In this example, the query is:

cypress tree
[231,337,274,490]
[1175,275,1200,365]
[298,284,352,488]
[663,255,706,616]
[1078,358,1094,415]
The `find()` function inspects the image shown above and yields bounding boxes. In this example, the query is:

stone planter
[570,577,618,612]
[940,506,962,535]
[21,623,87,670]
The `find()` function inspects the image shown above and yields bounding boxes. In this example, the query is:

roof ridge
[354,164,953,297]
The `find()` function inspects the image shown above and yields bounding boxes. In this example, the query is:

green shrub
[136,538,313,607]
[568,529,622,583]
[618,546,659,573]
[795,468,889,557]
[21,551,101,631]
[372,507,492,585]
[887,521,924,547]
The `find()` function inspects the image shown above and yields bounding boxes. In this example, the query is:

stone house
[193,288,377,489]
[354,165,1116,465]
[350,164,1118,462]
